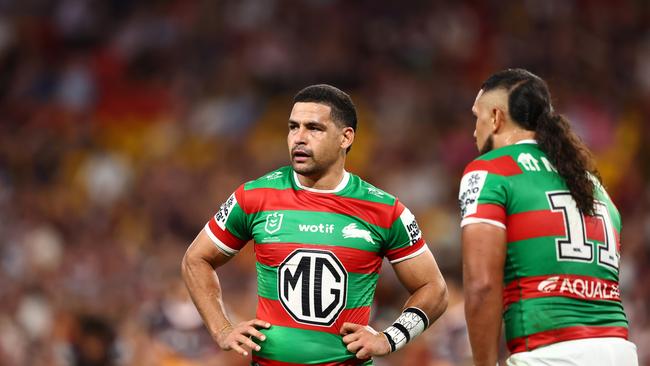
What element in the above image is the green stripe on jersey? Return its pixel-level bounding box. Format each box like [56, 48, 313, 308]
[245, 167, 295, 190]
[335, 174, 396, 206]
[252, 210, 389, 252]
[256, 262, 377, 308]
[504, 237, 619, 284]
[504, 296, 628, 340]
[504, 171, 621, 221]
[224, 203, 250, 241]
[476, 145, 622, 225]
[255, 325, 360, 364]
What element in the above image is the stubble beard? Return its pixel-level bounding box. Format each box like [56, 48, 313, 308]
[479, 134, 494, 155]
[291, 159, 321, 177]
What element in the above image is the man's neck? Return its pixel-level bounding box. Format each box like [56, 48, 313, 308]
[294, 167, 347, 192]
[495, 128, 536, 149]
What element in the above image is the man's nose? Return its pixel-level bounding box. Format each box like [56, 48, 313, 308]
[294, 126, 308, 143]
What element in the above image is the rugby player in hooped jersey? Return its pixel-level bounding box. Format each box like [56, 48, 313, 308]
[459, 69, 639, 366]
[182, 84, 448, 365]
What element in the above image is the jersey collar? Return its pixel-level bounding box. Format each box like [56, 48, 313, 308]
[292, 170, 350, 193]
[515, 139, 537, 144]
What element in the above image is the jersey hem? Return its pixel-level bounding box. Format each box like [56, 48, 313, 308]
[460, 217, 506, 229]
[507, 326, 629, 354]
[204, 223, 238, 256]
[389, 245, 428, 264]
[251, 355, 371, 365]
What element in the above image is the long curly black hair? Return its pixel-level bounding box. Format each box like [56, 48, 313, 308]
[482, 68, 601, 215]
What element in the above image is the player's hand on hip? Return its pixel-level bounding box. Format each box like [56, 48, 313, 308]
[216, 319, 271, 357]
[340, 322, 390, 359]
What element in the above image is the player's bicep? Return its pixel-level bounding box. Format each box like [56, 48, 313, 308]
[461, 223, 507, 286]
[392, 248, 443, 294]
[185, 229, 234, 269]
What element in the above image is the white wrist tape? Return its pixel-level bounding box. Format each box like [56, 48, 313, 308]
[382, 307, 429, 353]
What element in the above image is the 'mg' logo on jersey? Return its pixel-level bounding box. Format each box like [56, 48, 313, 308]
[278, 249, 347, 326]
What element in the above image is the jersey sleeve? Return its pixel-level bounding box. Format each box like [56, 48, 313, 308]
[458, 161, 508, 229]
[383, 200, 429, 264]
[204, 184, 252, 256]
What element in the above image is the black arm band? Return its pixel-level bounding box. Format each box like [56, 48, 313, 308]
[404, 307, 430, 329]
[382, 331, 397, 353]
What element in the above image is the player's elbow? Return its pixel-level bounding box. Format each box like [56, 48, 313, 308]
[440, 281, 449, 310]
[181, 251, 191, 280]
[464, 277, 500, 305]
[435, 279, 449, 316]
[424, 276, 449, 319]
[181, 247, 202, 280]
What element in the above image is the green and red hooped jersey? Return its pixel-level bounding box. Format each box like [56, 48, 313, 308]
[458, 140, 629, 354]
[205, 166, 428, 365]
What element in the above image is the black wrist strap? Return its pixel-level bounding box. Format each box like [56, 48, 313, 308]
[382, 331, 396, 353]
[404, 307, 430, 329]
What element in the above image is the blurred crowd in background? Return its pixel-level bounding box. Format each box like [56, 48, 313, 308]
[0, 0, 649, 365]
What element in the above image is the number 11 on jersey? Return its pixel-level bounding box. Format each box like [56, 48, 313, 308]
[547, 192, 619, 270]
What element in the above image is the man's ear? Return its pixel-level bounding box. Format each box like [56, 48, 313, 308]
[492, 107, 508, 133]
[341, 127, 355, 151]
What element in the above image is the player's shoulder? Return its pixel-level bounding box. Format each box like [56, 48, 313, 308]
[462, 144, 530, 177]
[244, 166, 294, 191]
[344, 173, 397, 206]
[592, 174, 618, 209]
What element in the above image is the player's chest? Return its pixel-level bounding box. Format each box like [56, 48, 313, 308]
[250, 210, 382, 252]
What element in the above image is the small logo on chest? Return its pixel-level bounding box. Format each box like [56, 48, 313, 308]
[264, 212, 284, 234]
[342, 223, 375, 244]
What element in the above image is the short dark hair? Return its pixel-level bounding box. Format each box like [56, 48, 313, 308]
[293, 84, 358, 131]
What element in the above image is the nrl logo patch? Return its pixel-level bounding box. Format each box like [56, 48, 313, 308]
[342, 223, 375, 244]
[367, 187, 384, 197]
[265, 212, 284, 234]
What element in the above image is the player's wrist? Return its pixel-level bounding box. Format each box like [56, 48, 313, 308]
[213, 322, 234, 343]
[382, 307, 429, 353]
[377, 331, 392, 356]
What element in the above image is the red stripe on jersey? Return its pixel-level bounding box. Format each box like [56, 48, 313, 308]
[252, 355, 367, 366]
[503, 274, 621, 310]
[465, 203, 506, 224]
[241, 188, 401, 229]
[507, 326, 628, 353]
[207, 217, 247, 250]
[255, 243, 383, 274]
[463, 156, 523, 176]
[257, 296, 371, 336]
[507, 210, 620, 244]
[385, 237, 426, 262]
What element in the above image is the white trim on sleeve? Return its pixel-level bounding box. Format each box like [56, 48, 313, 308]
[389, 244, 429, 264]
[203, 223, 239, 256]
[460, 217, 506, 229]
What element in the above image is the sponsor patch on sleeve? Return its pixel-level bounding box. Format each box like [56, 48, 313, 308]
[399, 208, 422, 246]
[214, 193, 237, 230]
[458, 170, 488, 218]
